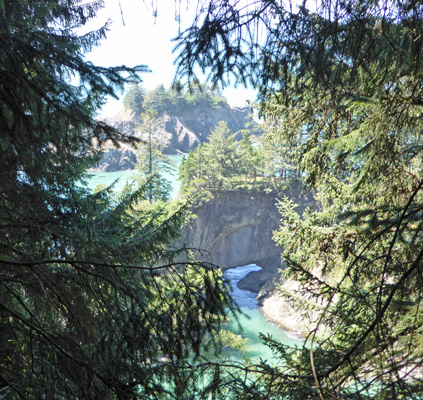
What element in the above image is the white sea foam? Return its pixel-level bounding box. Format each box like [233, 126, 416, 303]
[224, 264, 262, 309]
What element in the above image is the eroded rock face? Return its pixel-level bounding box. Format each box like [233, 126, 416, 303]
[95, 103, 257, 171]
[180, 185, 317, 333]
[182, 191, 283, 285]
[95, 147, 137, 172]
[181, 185, 316, 297]
[162, 103, 254, 154]
[163, 114, 201, 153]
[238, 268, 280, 293]
[258, 278, 324, 335]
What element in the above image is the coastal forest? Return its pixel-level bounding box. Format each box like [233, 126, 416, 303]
[1, 1, 423, 399]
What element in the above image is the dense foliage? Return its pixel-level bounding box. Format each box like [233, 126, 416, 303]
[174, 0, 423, 398]
[0, 1, 237, 398]
[179, 121, 255, 191]
[123, 82, 226, 120]
[7, 0, 423, 397]
[179, 120, 298, 200]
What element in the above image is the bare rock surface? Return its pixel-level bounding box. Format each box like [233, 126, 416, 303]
[182, 184, 316, 293]
[182, 191, 283, 284]
[237, 269, 280, 293]
[181, 185, 317, 332]
[259, 279, 318, 335]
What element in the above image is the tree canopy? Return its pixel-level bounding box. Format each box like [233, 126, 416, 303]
[179, 120, 297, 199]
[174, 0, 423, 398]
[123, 82, 226, 118]
[5, 0, 423, 398]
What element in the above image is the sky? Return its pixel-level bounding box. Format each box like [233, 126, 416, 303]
[85, 0, 257, 117]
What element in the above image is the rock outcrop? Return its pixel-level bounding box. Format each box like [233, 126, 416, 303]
[95, 103, 256, 171]
[182, 191, 283, 282]
[258, 278, 321, 335]
[161, 103, 254, 154]
[94, 146, 137, 172]
[181, 185, 317, 333]
[182, 185, 315, 292]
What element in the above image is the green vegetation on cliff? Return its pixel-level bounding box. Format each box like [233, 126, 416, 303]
[123, 82, 226, 120]
[133, 109, 175, 203]
[179, 120, 299, 202]
[4, 0, 423, 398]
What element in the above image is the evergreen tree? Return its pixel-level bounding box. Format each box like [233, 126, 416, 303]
[123, 83, 146, 121]
[258, 121, 300, 182]
[179, 149, 207, 191]
[124, 82, 227, 116]
[179, 121, 243, 191]
[237, 132, 261, 182]
[142, 84, 177, 113]
[203, 121, 238, 188]
[175, 0, 423, 397]
[183, 81, 226, 108]
[134, 110, 174, 202]
[0, 1, 235, 398]
[179, 121, 283, 195]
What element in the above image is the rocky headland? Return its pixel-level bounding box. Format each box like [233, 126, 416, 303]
[95, 96, 317, 334]
[95, 102, 257, 172]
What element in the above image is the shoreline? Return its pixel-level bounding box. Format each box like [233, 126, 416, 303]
[238, 270, 309, 337]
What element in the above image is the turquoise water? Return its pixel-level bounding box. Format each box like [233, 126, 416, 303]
[225, 265, 302, 362]
[85, 154, 182, 198]
[84, 169, 137, 192]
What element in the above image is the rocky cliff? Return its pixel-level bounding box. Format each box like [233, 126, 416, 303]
[95, 102, 256, 172]
[162, 103, 253, 154]
[182, 185, 316, 293]
[180, 185, 318, 334]
[258, 277, 322, 335]
[183, 191, 282, 280]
